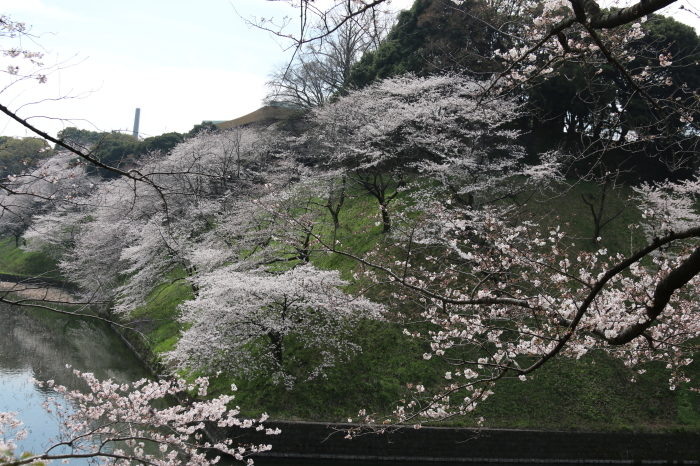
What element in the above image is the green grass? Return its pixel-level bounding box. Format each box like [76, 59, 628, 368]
[521, 180, 646, 256]
[475, 355, 686, 431]
[227, 180, 700, 430]
[222, 180, 698, 430]
[0, 236, 62, 280]
[220, 325, 700, 432]
[118, 274, 193, 363]
[229, 319, 440, 420]
[312, 195, 388, 277]
[15, 175, 695, 432]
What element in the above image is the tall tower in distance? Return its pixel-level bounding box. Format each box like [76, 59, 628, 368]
[132, 108, 141, 139]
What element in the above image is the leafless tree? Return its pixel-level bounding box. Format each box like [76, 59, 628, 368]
[265, 5, 394, 108]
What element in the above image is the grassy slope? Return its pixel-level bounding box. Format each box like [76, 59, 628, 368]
[0, 236, 62, 280]
[132, 180, 700, 431]
[5, 179, 699, 431]
[122, 275, 193, 359]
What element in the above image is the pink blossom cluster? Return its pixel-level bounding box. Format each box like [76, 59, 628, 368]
[1, 370, 278, 466]
[351, 198, 700, 424]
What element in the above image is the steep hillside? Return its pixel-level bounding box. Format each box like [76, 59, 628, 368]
[86, 180, 700, 432]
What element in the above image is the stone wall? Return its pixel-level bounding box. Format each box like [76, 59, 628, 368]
[216, 421, 700, 464]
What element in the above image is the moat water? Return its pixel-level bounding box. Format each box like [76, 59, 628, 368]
[0, 303, 150, 462]
[0, 303, 618, 466]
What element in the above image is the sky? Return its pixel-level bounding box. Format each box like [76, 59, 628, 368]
[1, 0, 316, 138]
[1, 0, 698, 140]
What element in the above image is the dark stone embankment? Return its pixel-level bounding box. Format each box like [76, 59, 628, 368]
[213, 421, 700, 464]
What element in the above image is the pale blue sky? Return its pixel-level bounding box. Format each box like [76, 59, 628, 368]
[0, 0, 332, 138]
[0, 0, 696, 139]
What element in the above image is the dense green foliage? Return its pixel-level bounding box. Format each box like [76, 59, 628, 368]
[88, 132, 186, 178]
[346, 0, 700, 183]
[88, 132, 140, 178]
[0, 136, 52, 178]
[186, 121, 219, 138]
[57, 124, 216, 178]
[56, 127, 107, 150]
[138, 132, 185, 156]
[346, 0, 506, 89]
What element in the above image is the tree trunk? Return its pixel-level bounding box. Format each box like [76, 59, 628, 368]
[268, 331, 284, 366]
[381, 204, 391, 233]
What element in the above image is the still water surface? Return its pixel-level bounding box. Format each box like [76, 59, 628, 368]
[0, 304, 468, 466]
[0, 303, 583, 466]
[0, 303, 150, 461]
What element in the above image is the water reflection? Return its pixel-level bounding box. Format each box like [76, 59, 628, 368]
[0, 304, 588, 466]
[0, 303, 151, 461]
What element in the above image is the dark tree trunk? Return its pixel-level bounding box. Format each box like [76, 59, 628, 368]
[268, 331, 284, 366]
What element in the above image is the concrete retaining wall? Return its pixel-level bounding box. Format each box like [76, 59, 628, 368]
[214, 421, 700, 464]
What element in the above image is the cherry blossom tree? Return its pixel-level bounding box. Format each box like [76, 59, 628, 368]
[21, 175, 149, 309]
[59, 215, 131, 305]
[0, 15, 47, 85]
[169, 264, 384, 387]
[0, 144, 292, 461]
[144, 128, 271, 200]
[310, 73, 557, 232]
[309, 75, 410, 232]
[490, 2, 700, 178]
[107, 129, 313, 315]
[0, 192, 39, 247]
[633, 177, 700, 241]
[18, 123, 310, 318]
[182, 181, 322, 281]
[248, 5, 700, 424]
[0, 370, 279, 466]
[256, 0, 698, 170]
[1, 151, 96, 249]
[285, 194, 694, 426]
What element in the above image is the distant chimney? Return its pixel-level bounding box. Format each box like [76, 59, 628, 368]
[132, 108, 141, 139]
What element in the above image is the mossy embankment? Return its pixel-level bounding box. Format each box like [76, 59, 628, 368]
[3, 179, 700, 432]
[0, 236, 63, 282]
